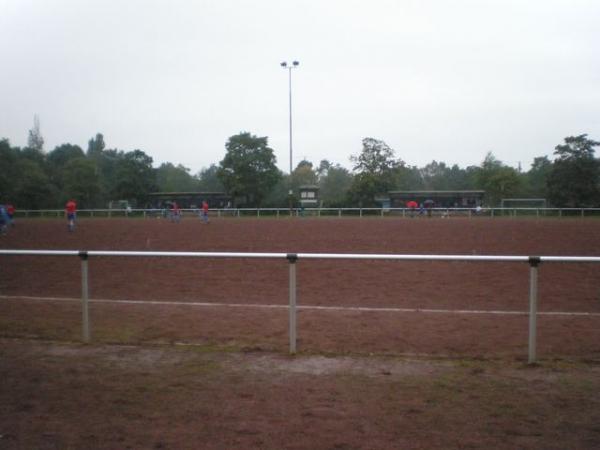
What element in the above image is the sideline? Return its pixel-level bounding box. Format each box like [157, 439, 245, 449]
[2, 295, 600, 317]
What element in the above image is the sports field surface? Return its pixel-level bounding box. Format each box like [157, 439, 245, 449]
[1, 217, 600, 448]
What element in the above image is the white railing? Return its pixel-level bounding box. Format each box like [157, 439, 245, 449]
[13, 206, 600, 219]
[2, 249, 600, 363]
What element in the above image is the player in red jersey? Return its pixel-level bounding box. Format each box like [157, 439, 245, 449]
[65, 199, 77, 231]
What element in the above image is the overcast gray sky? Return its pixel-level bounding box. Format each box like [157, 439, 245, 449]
[1, 0, 599, 173]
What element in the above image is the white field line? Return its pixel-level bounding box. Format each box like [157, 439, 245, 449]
[1, 294, 600, 317]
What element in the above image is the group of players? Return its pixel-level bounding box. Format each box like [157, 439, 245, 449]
[63, 199, 210, 232]
[0, 199, 213, 235]
[168, 200, 210, 224]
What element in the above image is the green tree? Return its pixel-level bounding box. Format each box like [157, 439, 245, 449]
[420, 161, 450, 190]
[318, 163, 353, 207]
[217, 132, 281, 206]
[394, 165, 425, 191]
[113, 150, 157, 205]
[475, 153, 522, 206]
[27, 115, 44, 152]
[87, 133, 106, 157]
[196, 164, 225, 192]
[417, 161, 473, 191]
[547, 135, 600, 207]
[524, 156, 552, 198]
[262, 173, 290, 207]
[156, 163, 199, 192]
[47, 144, 85, 192]
[348, 138, 403, 206]
[62, 157, 101, 208]
[0, 139, 19, 202]
[13, 159, 55, 208]
[47, 144, 85, 167]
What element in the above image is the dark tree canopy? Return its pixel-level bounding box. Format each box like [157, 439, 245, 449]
[217, 132, 281, 207]
[348, 138, 403, 206]
[1, 130, 599, 209]
[547, 135, 600, 207]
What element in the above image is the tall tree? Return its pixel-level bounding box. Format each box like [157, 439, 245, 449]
[547, 134, 600, 207]
[348, 138, 403, 206]
[47, 144, 85, 192]
[475, 152, 522, 206]
[62, 157, 101, 208]
[420, 160, 450, 190]
[113, 150, 157, 205]
[196, 164, 225, 192]
[13, 159, 54, 208]
[319, 163, 353, 207]
[27, 114, 44, 152]
[87, 133, 106, 157]
[156, 163, 199, 192]
[524, 156, 552, 198]
[0, 139, 18, 202]
[217, 132, 281, 206]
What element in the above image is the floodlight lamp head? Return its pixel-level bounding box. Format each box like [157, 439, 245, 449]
[280, 62, 287, 67]
[293, 61, 299, 66]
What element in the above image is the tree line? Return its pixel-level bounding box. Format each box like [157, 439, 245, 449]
[1, 123, 599, 209]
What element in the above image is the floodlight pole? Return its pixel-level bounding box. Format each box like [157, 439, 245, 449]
[281, 60, 299, 215]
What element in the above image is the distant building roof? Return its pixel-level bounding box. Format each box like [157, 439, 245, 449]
[389, 190, 484, 194]
[149, 192, 227, 196]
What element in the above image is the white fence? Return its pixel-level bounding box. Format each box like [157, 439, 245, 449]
[2, 249, 600, 363]
[13, 206, 600, 219]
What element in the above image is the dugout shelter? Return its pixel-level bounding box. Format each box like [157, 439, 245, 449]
[148, 192, 231, 209]
[389, 190, 485, 208]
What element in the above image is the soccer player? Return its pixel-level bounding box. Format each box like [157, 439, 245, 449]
[0, 204, 9, 235]
[201, 200, 209, 224]
[170, 201, 181, 223]
[65, 199, 77, 232]
[6, 204, 15, 226]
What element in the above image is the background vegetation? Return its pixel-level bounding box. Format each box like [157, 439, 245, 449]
[1, 121, 598, 209]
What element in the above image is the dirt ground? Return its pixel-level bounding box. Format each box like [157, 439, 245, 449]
[1, 217, 600, 448]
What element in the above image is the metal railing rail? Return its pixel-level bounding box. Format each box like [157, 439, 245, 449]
[2, 249, 600, 362]
[12, 206, 600, 219]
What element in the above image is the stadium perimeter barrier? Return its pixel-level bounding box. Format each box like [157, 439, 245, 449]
[12, 207, 600, 219]
[2, 249, 599, 363]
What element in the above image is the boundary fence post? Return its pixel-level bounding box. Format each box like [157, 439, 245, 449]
[528, 256, 540, 364]
[287, 253, 298, 354]
[79, 251, 90, 343]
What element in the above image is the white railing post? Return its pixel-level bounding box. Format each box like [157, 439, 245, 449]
[80, 251, 90, 343]
[528, 256, 540, 364]
[287, 253, 298, 354]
